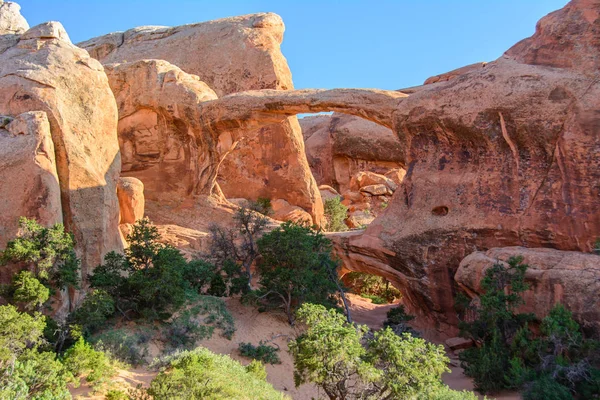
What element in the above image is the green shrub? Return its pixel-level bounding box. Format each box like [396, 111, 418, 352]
[62, 337, 115, 385]
[106, 389, 130, 400]
[146, 348, 289, 399]
[70, 289, 115, 335]
[257, 222, 342, 324]
[290, 303, 451, 400]
[246, 359, 268, 381]
[0, 217, 80, 289]
[11, 270, 49, 311]
[344, 271, 400, 303]
[418, 385, 484, 399]
[92, 328, 151, 366]
[323, 197, 348, 232]
[166, 309, 213, 350]
[523, 375, 572, 400]
[191, 296, 236, 339]
[251, 197, 273, 216]
[239, 341, 281, 365]
[385, 305, 415, 326]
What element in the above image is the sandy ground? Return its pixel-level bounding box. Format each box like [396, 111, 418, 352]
[71, 294, 520, 400]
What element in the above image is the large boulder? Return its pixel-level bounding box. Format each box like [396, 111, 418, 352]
[0, 19, 122, 275]
[104, 60, 219, 201]
[456, 247, 600, 335]
[117, 177, 145, 225]
[0, 112, 62, 249]
[0, 1, 28, 35]
[332, 0, 600, 332]
[79, 13, 324, 225]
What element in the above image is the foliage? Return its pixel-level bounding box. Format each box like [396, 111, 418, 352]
[208, 206, 267, 293]
[0, 217, 80, 289]
[0, 305, 75, 399]
[251, 197, 273, 216]
[385, 305, 415, 326]
[323, 197, 348, 232]
[256, 222, 342, 324]
[11, 270, 50, 311]
[146, 348, 288, 399]
[344, 271, 401, 303]
[70, 289, 115, 335]
[165, 308, 214, 351]
[417, 385, 484, 400]
[289, 303, 451, 400]
[189, 295, 236, 339]
[239, 341, 281, 365]
[458, 257, 600, 398]
[92, 328, 151, 366]
[246, 360, 268, 381]
[62, 337, 116, 385]
[105, 389, 130, 400]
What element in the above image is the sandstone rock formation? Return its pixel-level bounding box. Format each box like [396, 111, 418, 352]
[332, 0, 600, 332]
[0, 112, 62, 249]
[0, 1, 28, 35]
[456, 247, 600, 335]
[0, 18, 122, 275]
[104, 60, 219, 201]
[79, 14, 324, 224]
[117, 177, 145, 225]
[300, 113, 405, 192]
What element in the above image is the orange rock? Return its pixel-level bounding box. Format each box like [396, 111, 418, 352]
[79, 13, 323, 225]
[0, 20, 122, 275]
[0, 112, 62, 249]
[117, 177, 144, 225]
[456, 247, 600, 334]
[271, 198, 313, 225]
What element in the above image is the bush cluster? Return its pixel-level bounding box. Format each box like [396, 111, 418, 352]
[239, 341, 281, 365]
[323, 197, 348, 232]
[344, 271, 401, 303]
[458, 256, 600, 398]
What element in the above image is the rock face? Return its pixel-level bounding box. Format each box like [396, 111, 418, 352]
[104, 60, 219, 201]
[0, 19, 122, 275]
[333, 0, 600, 332]
[456, 247, 600, 335]
[0, 112, 62, 249]
[0, 1, 28, 35]
[117, 177, 145, 225]
[300, 113, 405, 193]
[79, 13, 323, 224]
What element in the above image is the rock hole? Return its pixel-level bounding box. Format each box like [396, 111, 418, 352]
[431, 205, 449, 216]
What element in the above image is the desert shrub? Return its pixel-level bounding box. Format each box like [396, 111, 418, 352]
[165, 309, 213, 350]
[344, 271, 401, 303]
[62, 337, 116, 385]
[418, 385, 484, 399]
[289, 303, 452, 400]
[251, 197, 273, 216]
[191, 295, 236, 339]
[323, 197, 348, 232]
[246, 359, 268, 381]
[106, 389, 130, 400]
[146, 348, 288, 399]
[11, 270, 50, 311]
[238, 341, 281, 365]
[92, 328, 151, 366]
[0, 217, 80, 290]
[458, 256, 600, 397]
[70, 289, 115, 335]
[0, 305, 75, 399]
[256, 222, 342, 324]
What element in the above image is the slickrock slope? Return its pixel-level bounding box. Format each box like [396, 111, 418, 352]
[333, 0, 600, 332]
[79, 14, 324, 224]
[104, 60, 219, 201]
[457, 247, 600, 335]
[0, 112, 62, 250]
[0, 19, 122, 275]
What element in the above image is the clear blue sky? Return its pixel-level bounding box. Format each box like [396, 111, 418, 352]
[16, 1, 567, 90]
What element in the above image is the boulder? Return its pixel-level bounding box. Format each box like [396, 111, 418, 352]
[456, 247, 600, 335]
[271, 198, 313, 225]
[319, 185, 340, 202]
[445, 337, 473, 351]
[0, 19, 122, 275]
[104, 60, 219, 201]
[117, 177, 145, 225]
[360, 184, 392, 196]
[79, 13, 323, 225]
[0, 1, 28, 35]
[350, 171, 397, 192]
[0, 112, 62, 249]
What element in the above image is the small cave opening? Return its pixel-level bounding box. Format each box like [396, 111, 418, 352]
[431, 205, 449, 216]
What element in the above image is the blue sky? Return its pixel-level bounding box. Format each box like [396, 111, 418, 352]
[17, 1, 567, 90]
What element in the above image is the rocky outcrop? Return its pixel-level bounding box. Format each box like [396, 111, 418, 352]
[0, 1, 28, 35]
[117, 177, 145, 225]
[300, 113, 405, 193]
[332, 0, 600, 332]
[0, 112, 62, 249]
[456, 247, 600, 335]
[79, 13, 324, 225]
[0, 19, 122, 275]
[104, 60, 219, 201]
